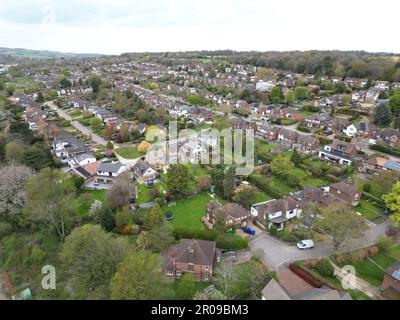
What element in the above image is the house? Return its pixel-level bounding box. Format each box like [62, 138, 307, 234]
[67, 161, 100, 181]
[343, 124, 357, 138]
[375, 81, 390, 91]
[69, 152, 96, 167]
[251, 197, 301, 230]
[292, 186, 345, 208]
[261, 271, 352, 300]
[277, 128, 298, 147]
[293, 135, 320, 154]
[318, 139, 357, 165]
[95, 162, 129, 185]
[356, 121, 378, 138]
[132, 159, 158, 185]
[204, 201, 250, 229]
[381, 264, 400, 298]
[374, 129, 400, 148]
[328, 181, 361, 206]
[162, 239, 216, 281]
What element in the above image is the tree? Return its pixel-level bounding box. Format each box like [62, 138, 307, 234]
[106, 173, 134, 209]
[176, 273, 195, 300]
[19, 143, 55, 170]
[138, 141, 151, 153]
[211, 166, 225, 196]
[214, 258, 236, 298]
[271, 155, 294, 176]
[197, 176, 211, 191]
[60, 224, 130, 298]
[223, 167, 235, 200]
[316, 204, 365, 250]
[294, 86, 309, 100]
[374, 104, 392, 127]
[143, 203, 163, 230]
[115, 206, 131, 229]
[370, 170, 400, 198]
[146, 222, 174, 252]
[71, 175, 85, 190]
[383, 181, 400, 228]
[290, 149, 303, 166]
[90, 76, 102, 93]
[36, 92, 45, 103]
[187, 94, 204, 105]
[212, 116, 230, 131]
[232, 187, 257, 210]
[91, 117, 102, 133]
[6, 85, 15, 96]
[269, 87, 284, 104]
[91, 204, 115, 232]
[165, 164, 193, 197]
[135, 109, 147, 122]
[285, 89, 295, 104]
[5, 141, 25, 161]
[109, 251, 164, 300]
[389, 90, 400, 115]
[0, 162, 33, 221]
[59, 77, 72, 88]
[24, 168, 76, 239]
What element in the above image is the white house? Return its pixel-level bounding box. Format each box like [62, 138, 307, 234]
[96, 162, 129, 185]
[343, 124, 357, 138]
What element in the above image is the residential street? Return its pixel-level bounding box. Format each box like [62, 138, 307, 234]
[46, 101, 108, 146]
[249, 220, 391, 271]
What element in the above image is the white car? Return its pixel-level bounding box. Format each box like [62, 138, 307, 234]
[297, 239, 314, 250]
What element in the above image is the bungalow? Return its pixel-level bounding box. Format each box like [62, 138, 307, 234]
[204, 201, 250, 230]
[251, 197, 301, 230]
[132, 159, 158, 185]
[318, 139, 357, 165]
[162, 239, 216, 281]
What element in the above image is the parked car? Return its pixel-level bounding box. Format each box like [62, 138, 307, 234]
[242, 226, 256, 235]
[297, 239, 314, 250]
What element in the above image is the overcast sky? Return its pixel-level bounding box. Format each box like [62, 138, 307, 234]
[0, 0, 399, 54]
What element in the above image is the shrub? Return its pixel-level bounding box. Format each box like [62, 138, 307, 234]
[172, 227, 217, 241]
[216, 234, 248, 250]
[0, 222, 13, 238]
[314, 258, 334, 278]
[377, 237, 394, 252]
[363, 183, 371, 192]
[121, 224, 133, 235]
[30, 247, 46, 264]
[370, 144, 400, 157]
[297, 125, 312, 133]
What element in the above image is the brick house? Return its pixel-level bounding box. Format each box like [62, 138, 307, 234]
[162, 239, 216, 281]
[328, 181, 361, 206]
[382, 264, 400, 296]
[318, 139, 357, 165]
[292, 135, 320, 154]
[204, 201, 250, 229]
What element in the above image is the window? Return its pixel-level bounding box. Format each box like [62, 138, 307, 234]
[176, 271, 182, 276]
[204, 265, 209, 271]
[166, 269, 174, 276]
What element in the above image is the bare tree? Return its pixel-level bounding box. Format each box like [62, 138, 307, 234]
[0, 162, 33, 220]
[106, 173, 134, 209]
[214, 258, 235, 299]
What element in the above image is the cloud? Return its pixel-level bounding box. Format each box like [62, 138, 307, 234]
[0, 0, 399, 54]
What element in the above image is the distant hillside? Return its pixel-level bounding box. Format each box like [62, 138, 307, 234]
[0, 47, 103, 59]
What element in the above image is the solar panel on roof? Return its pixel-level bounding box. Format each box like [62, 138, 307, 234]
[392, 269, 400, 281]
[384, 161, 400, 171]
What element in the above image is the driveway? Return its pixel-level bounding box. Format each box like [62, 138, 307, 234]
[46, 102, 107, 146]
[249, 220, 391, 271]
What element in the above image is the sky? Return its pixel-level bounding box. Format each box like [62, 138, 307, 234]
[0, 0, 399, 55]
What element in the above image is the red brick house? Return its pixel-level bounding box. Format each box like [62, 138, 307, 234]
[328, 181, 361, 206]
[162, 239, 216, 281]
[204, 201, 250, 229]
[382, 264, 400, 295]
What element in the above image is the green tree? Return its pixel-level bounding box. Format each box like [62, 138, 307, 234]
[176, 273, 195, 299]
[90, 76, 102, 93]
[6, 85, 15, 96]
[374, 104, 392, 127]
[143, 203, 163, 230]
[389, 90, 400, 116]
[91, 117, 103, 133]
[24, 168, 76, 239]
[290, 149, 303, 166]
[109, 251, 164, 300]
[59, 77, 72, 88]
[92, 204, 115, 232]
[294, 86, 309, 100]
[316, 204, 365, 250]
[269, 87, 284, 104]
[166, 164, 193, 197]
[60, 224, 130, 298]
[223, 167, 235, 200]
[232, 187, 257, 210]
[383, 181, 400, 228]
[285, 90, 295, 104]
[271, 155, 294, 176]
[187, 94, 204, 105]
[36, 92, 45, 103]
[115, 206, 131, 229]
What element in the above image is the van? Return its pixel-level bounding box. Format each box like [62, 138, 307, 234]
[297, 239, 314, 250]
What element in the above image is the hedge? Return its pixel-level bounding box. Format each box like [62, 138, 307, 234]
[361, 191, 386, 208]
[297, 125, 312, 133]
[216, 234, 248, 250]
[172, 227, 217, 241]
[248, 175, 284, 199]
[369, 144, 400, 157]
[289, 263, 323, 288]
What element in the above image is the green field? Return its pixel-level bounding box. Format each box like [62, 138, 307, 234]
[73, 189, 107, 217]
[115, 146, 144, 159]
[355, 200, 383, 220]
[162, 192, 213, 231]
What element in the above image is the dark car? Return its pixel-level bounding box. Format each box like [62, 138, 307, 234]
[242, 226, 256, 235]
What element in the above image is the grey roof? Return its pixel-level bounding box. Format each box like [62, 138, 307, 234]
[98, 162, 124, 173]
[383, 160, 400, 172]
[294, 286, 352, 300]
[73, 153, 95, 163]
[261, 279, 291, 300]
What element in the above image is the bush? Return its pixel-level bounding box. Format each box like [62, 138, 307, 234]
[297, 125, 312, 133]
[30, 247, 46, 264]
[216, 234, 248, 250]
[377, 237, 395, 252]
[172, 227, 217, 241]
[361, 191, 385, 208]
[314, 258, 334, 278]
[363, 183, 371, 192]
[0, 222, 13, 238]
[370, 144, 400, 157]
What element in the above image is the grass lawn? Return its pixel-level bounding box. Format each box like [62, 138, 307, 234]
[252, 192, 271, 204]
[68, 110, 83, 118]
[162, 192, 213, 231]
[74, 189, 107, 217]
[135, 183, 153, 204]
[268, 176, 296, 195]
[257, 143, 275, 153]
[388, 246, 400, 260]
[193, 123, 211, 132]
[115, 146, 144, 159]
[164, 279, 210, 299]
[355, 200, 383, 220]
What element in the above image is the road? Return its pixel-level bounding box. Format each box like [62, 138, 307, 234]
[46, 102, 107, 146]
[249, 220, 391, 271]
